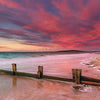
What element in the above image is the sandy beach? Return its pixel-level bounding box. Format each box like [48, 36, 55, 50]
[0, 0, 100, 99]
[0, 53, 100, 100]
[0, 52, 100, 79]
[0, 75, 100, 100]
[87, 57, 100, 67]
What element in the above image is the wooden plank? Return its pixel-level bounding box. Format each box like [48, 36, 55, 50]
[82, 76, 100, 83]
[0, 69, 73, 82]
[0, 69, 100, 86]
[43, 75, 73, 82]
[0, 69, 37, 78]
[81, 81, 100, 86]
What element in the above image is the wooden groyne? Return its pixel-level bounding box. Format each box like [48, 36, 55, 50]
[0, 64, 100, 86]
[72, 69, 100, 86]
[0, 69, 73, 82]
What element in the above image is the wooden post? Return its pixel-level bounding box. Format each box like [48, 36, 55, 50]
[72, 69, 82, 84]
[12, 64, 17, 75]
[37, 71, 41, 79]
[37, 66, 43, 78]
[75, 69, 82, 84]
[72, 69, 76, 81]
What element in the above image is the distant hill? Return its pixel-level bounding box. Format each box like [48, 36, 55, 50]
[56, 50, 85, 53]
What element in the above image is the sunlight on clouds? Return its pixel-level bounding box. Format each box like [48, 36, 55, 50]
[0, 0, 100, 51]
[0, 38, 51, 51]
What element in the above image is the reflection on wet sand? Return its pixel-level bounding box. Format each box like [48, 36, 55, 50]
[37, 80, 43, 89]
[12, 76, 17, 87]
[0, 75, 100, 100]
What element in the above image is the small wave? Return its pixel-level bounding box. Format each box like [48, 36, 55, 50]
[73, 85, 94, 92]
[79, 86, 93, 92]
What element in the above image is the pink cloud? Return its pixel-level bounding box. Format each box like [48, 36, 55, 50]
[0, 0, 24, 10]
[0, 0, 100, 51]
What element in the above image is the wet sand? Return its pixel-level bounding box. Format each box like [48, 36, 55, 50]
[0, 75, 100, 100]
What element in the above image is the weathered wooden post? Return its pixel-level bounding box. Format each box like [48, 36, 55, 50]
[75, 69, 82, 84]
[37, 66, 43, 79]
[72, 69, 76, 81]
[12, 64, 17, 75]
[72, 69, 82, 84]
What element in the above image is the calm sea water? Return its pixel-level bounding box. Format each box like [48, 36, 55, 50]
[0, 52, 46, 59]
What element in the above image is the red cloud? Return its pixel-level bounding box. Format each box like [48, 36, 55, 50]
[78, 0, 100, 21]
[0, 0, 100, 51]
[0, 0, 24, 10]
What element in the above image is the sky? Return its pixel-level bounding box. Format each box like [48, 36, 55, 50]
[0, 0, 100, 51]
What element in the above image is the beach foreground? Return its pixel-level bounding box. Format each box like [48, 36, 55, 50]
[0, 52, 100, 100]
[0, 75, 100, 100]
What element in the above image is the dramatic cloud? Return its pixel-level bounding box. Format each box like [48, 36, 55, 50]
[0, 0, 100, 51]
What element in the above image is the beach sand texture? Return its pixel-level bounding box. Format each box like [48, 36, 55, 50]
[0, 75, 100, 100]
[87, 57, 100, 66]
[0, 53, 100, 100]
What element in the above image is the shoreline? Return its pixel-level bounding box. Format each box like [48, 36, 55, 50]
[0, 53, 100, 100]
[0, 53, 100, 79]
[85, 57, 100, 73]
[86, 57, 100, 67]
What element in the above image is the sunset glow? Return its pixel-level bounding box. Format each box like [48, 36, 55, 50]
[0, 0, 100, 51]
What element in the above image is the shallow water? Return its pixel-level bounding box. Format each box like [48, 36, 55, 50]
[0, 53, 100, 79]
[0, 75, 100, 100]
